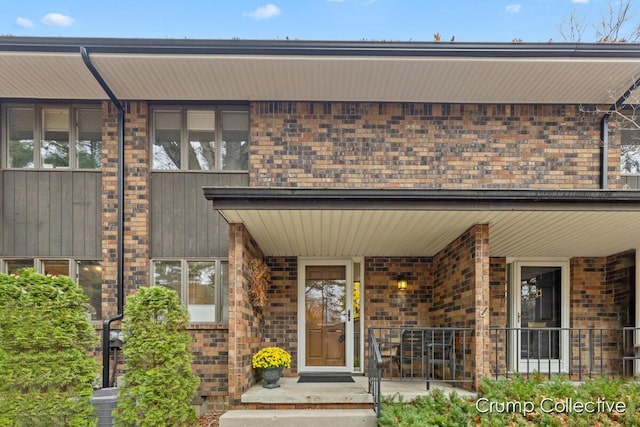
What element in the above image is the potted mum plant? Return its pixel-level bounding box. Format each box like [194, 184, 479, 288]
[252, 347, 291, 389]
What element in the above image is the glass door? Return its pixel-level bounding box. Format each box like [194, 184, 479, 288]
[299, 260, 353, 372]
[509, 261, 569, 373]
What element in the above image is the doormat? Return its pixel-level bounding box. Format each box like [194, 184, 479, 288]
[297, 375, 355, 383]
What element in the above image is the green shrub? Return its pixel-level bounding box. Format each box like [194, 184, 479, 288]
[379, 376, 640, 426]
[0, 269, 99, 427]
[114, 286, 200, 427]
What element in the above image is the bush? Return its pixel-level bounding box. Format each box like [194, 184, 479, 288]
[114, 286, 200, 427]
[0, 269, 99, 427]
[378, 376, 640, 426]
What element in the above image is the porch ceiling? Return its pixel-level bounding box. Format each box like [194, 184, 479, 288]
[205, 188, 640, 258]
[2, 38, 640, 104]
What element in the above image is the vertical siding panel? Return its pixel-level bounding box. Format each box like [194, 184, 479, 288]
[160, 175, 174, 257]
[3, 172, 16, 255]
[25, 172, 39, 256]
[172, 173, 186, 256]
[36, 173, 50, 255]
[48, 173, 63, 256]
[86, 173, 101, 257]
[60, 174, 74, 255]
[184, 174, 198, 256]
[150, 174, 163, 257]
[150, 172, 246, 258]
[72, 174, 86, 256]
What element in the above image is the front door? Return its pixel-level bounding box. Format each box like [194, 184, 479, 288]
[509, 261, 569, 373]
[299, 260, 353, 372]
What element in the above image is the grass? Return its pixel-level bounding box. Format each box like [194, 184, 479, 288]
[378, 375, 640, 426]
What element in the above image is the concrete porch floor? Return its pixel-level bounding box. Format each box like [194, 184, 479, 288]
[241, 375, 477, 404]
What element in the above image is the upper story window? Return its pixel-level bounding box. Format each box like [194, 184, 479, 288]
[3, 104, 102, 170]
[152, 107, 249, 171]
[621, 125, 640, 174]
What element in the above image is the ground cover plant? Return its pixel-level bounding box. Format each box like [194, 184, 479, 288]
[114, 286, 200, 427]
[0, 269, 99, 427]
[378, 375, 640, 426]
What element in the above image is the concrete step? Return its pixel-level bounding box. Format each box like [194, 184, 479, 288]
[219, 409, 377, 427]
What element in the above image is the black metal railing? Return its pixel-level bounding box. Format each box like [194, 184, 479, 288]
[368, 327, 474, 390]
[490, 327, 640, 380]
[367, 328, 383, 418]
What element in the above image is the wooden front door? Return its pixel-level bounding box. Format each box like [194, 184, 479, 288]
[304, 265, 348, 367]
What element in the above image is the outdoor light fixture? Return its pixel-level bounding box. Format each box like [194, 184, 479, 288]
[397, 277, 408, 290]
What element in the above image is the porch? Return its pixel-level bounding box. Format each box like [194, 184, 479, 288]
[240, 375, 475, 406]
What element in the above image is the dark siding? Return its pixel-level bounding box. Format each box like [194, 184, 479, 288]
[150, 172, 248, 258]
[622, 175, 640, 189]
[1, 171, 101, 258]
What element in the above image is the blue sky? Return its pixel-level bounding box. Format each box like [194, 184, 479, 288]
[0, 0, 633, 42]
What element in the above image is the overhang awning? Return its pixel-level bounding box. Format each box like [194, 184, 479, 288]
[2, 37, 640, 103]
[203, 187, 640, 258]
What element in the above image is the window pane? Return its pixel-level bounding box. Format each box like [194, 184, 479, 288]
[76, 109, 102, 169]
[42, 259, 70, 277]
[221, 261, 229, 322]
[7, 108, 35, 168]
[621, 127, 640, 174]
[41, 109, 70, 168]
[188, 261, 216, 322]
[221, 111, 249, 171]
[6, 259, 33, 274]
[77, 261, 102, 321]
[153, 111, 181, 170]
[153, 260, 182, 297]
[187, 110, 216, 170]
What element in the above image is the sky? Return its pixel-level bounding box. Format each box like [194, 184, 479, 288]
[0, 0, 635, 43]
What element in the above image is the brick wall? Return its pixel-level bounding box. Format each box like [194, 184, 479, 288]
[431, 224, 490, 389]
[364, 257, 432, 328]
[263, 257, 299, 374]
[228, 224, 265, 405]
[489, 257, 507, 377]
[250, 102, 615, 189]
[190, 326, 228, 408]
[101, 101, 150, 319]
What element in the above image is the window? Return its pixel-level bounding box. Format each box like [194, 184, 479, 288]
[1, 258, 103, 321]
[152, 259, 228, 323]
[3, 104, 102, 169]
[621, 121, 640, 174]
[152, 107, 248, 171]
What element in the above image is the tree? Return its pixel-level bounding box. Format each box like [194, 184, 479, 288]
[558, 0, 640, 42]
[0, 269, 99, 427]
[114, 286, 199, 427]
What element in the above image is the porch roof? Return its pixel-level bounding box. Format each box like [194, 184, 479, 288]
[2, 37, 640, 103]
[203, 187, 640, 258]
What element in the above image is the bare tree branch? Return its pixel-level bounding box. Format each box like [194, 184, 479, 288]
[595, 0, 636, 42]
[557, 7, 587, 42]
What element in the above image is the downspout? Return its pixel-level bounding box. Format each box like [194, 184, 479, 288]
[601, 75, 640, 189]
[601, 114, 609, 190]
[80, 46, 126, 388]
